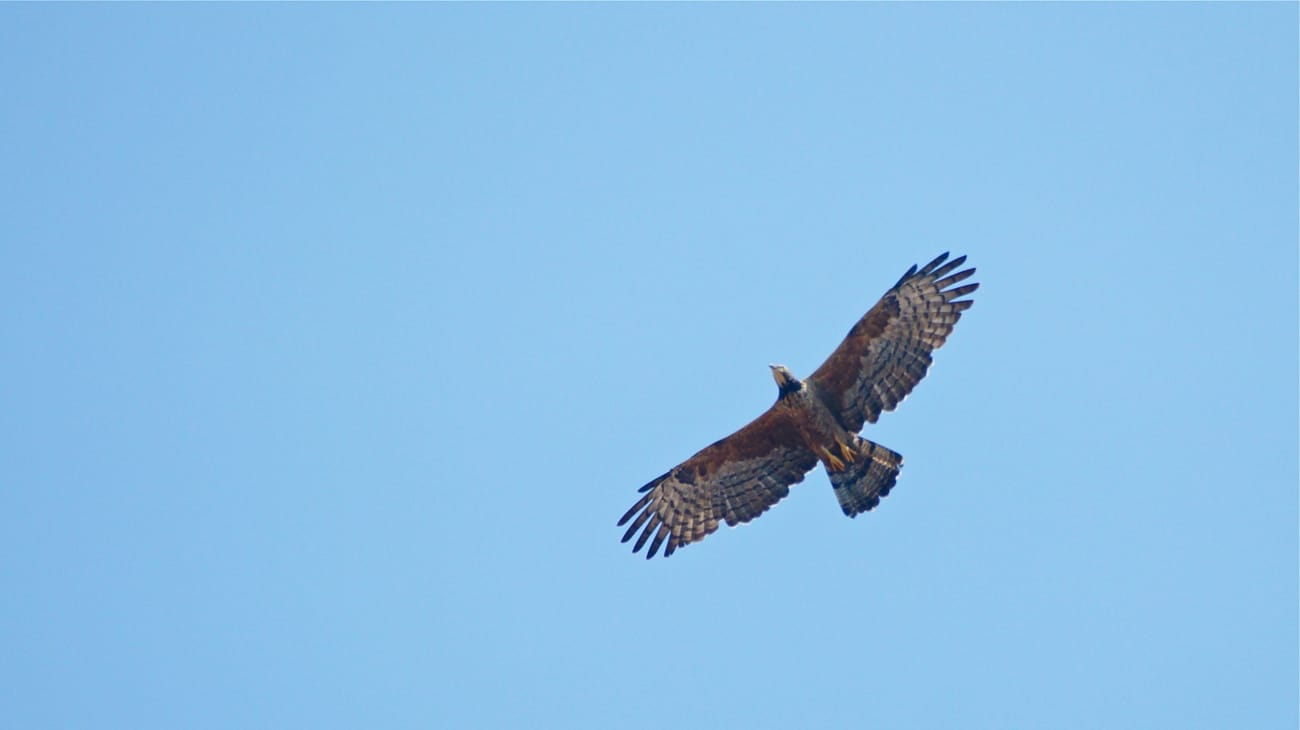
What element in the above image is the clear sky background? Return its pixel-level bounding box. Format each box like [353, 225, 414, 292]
[2, 4, 1295, 729]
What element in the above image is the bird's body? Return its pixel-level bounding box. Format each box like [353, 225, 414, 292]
[765, 368, 907, 518]
[618, 252, 978, 559]
[772, 375, 850, 467]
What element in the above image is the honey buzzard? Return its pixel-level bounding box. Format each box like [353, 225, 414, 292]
[617, 252, 978, 559]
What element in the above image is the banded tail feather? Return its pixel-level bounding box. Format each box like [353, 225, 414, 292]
[828, 438, 903, 517]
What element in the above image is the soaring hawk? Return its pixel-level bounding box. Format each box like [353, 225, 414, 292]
[618, 252, 978, 559]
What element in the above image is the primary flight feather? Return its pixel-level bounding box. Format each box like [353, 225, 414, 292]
[617, 252, 978, 559]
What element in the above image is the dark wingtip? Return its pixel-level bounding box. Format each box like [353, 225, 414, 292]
[620, 520, 640, 544]
[893, 264, 920, 289]
[919, 251, 950, 275]
[617, 492, 652, 527]
[638, 471, 670, 493]
[947, 283, 979, 299]
[929, 255, 968, 280]
[620, 498, 653, 542]
[632, 516, 660, 553]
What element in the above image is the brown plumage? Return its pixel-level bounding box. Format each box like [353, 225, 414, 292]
[617, 252, 978, 559]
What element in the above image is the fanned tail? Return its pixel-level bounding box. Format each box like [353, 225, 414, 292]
[827, 438, 903, 517]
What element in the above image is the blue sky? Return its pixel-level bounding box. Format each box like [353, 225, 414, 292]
[2, 4, 1295, 728]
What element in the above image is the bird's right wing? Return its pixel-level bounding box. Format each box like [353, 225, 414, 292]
[617, 407, 817, 559]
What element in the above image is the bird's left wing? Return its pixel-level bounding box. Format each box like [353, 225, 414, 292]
[617, 407, 818, 559]
[810, 252, 978, 433]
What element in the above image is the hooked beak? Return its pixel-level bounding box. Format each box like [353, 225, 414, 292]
[769, 364, 791, 387]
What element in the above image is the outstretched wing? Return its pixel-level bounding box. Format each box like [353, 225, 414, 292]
[810, 252, 978, 432]
[617, 407, 817, 559]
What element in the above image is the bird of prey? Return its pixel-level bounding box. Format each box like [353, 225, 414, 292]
[617, 252, 978, 559]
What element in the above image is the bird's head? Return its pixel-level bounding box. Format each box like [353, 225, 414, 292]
[769, 364, 804, 397]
